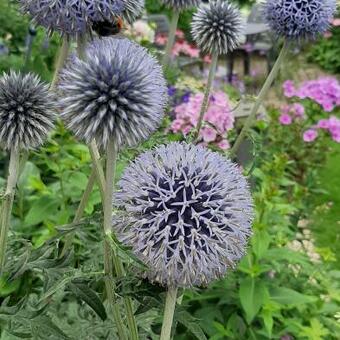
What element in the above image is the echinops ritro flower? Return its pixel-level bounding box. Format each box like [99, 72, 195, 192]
[122, 0, 145, 24]
[115, 143, 253, 288]
[191, 0, 243, 55]
[161, 0, 201, 11]
[263, 0, 337, 40]
[0, 71, 56, 150]
[58, 37, 167, 149]
[20, 0, 125, 36]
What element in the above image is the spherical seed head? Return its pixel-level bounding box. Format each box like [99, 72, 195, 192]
[122, 0, 145, 24]
[115, 142, 254, 288]
[161, 0, 201, 11]
[191, 0, 243, 55]
[20, 0, 125, 36]
[58, 37, 167, 149]
[0, 71, 56, 150]
[263, 0, 337, 40]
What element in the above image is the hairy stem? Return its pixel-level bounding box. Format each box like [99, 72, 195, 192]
[230, 40, 290, 156]
[104, 140, 139, 340]
[0, 148, 21, 276]
[194, 52, 219, 142]
[50, 36, 70, 90]
[103, 140, 127, 340]
[160, 287, 178, 340]
[162, 11, 180, 68]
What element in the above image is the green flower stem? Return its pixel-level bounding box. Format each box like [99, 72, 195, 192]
[104, 140, 139, 340]
[230, 40, 290, 157]
[160, 287, 178, 340]
[162, 11, 180, 68]
[0, 148, 21, 276]
[50, 36, 70, 90]
[194, 52, 219, 142]
[103, 140, 128, 340]
[88, 141, 105, 201]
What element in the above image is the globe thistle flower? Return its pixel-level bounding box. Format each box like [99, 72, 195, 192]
[263, 0, 337, 40]
[115, 142, 253, 288]
[20, 0, 125, 36]
[191, 0, 243, 55]
[0, 71, 56, 150]
[58, 37, 167, 149]
[161, 0, 201, 11]
[122, 0, 145, 24]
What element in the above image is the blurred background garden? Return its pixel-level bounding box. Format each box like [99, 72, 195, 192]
[0, 0, 340, 339]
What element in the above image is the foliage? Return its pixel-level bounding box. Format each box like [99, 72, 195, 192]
[308, 17, 340, 74]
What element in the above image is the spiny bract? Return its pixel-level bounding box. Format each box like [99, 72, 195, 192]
[161, 0, 201, 11]
[20, 0, 125, 36]
[122, 0, 145, 24]
[115, 142, 254, 288]
[263, 0, 337, 40]
[0, 71, 56, 150]
[191, 0, 243, 55]
[58, 37, 167, 149]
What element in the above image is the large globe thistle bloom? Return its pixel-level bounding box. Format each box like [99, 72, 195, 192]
[161, 0, 200, 11]
[20, 0, 125, 36]
[263, 0, 337, 40]
[0, 72, 56, 150]
[191, 0, 243, 55]
[122, 0, 145, 24]
[115, 143, 253, 287]
[58, 37, 167, 149]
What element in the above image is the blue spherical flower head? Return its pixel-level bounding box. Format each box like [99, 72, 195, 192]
[263, 0, 337, 40]
[161, 0, 201, 12]
[20, 0, 125, 36]
[115, 142, 254, 288]
[58, 37, 167, 149]
[122, 0, 145, 24]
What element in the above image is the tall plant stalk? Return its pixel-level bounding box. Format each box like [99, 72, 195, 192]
[104, 140, 139, 340]
[50, 36, 70, 90]
[0, 148, 21, 276]
[162, 11, 180, 68]
[230, 40, 290, 156]
[194, 52, 219, 141]
[160, 287, 178, 340]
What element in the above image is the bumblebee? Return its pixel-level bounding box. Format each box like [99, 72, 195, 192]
[92, 16, 124, 37]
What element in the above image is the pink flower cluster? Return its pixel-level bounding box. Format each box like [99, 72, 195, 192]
[283, 77, 340, 112]
[302, 116, 340, 143]
[155, 29, 202, 59]
[279, 103, 305, 125]
[171, 91, 234, 150]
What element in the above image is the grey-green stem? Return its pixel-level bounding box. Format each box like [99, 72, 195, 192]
[162, 11, 180, 68]
[103, 140, 128, 340]
[160, 287, 178, 340]
[230, 40, 290, 157]
[194, 52, 219, 142]
[0, 148, 21, 276]
[50, 36, 70, 90]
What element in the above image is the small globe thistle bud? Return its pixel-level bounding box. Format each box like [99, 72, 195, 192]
[191, 0, 243, 55]
[20, 0, 125, 36]
[122, 0, 145, 24]
[58, 37, 167, 149]
[161, 0, 201, 11]
[263, 0, 337, 40]
[0, 72, 56, 150]
[115, 143, 253, 288]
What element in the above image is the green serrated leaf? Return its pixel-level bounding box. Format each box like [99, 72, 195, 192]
[176, 310, 207, 340]
[31, 316, 70, 339]
[269, 287, 317, 305]
[69, 282, 107, 321]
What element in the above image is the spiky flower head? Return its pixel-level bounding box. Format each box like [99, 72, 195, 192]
[58, 37, 167, 149]
[115, 142, 253, 288]
[20, 0, 125, 36]
[263, 0, 337, 40]
[161, 0, 201, 11]
[191, 0, 243, 55]
[0, 71, 56, 150]
[122, 0, 145, 24]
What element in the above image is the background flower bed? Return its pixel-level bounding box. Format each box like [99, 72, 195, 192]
[0, 0, 339, 339]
